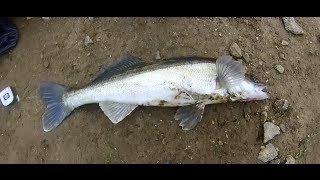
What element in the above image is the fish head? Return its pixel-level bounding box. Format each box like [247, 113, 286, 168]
[236, 79, 269, 102]
[227, 78, 269, 102]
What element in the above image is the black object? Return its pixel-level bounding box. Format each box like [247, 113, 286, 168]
[0, 18, 18, 57]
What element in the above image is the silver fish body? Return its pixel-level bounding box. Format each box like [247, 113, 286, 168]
[65, 58, 228, 109]
[38, 55, 268, 132]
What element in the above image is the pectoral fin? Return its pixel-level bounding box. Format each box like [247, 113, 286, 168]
[174, 104, 205, 130]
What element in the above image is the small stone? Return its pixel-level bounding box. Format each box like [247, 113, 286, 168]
[279, 53, 286, 60]
[281, 40, 289, 46]
[269, 159, 281, 164]
[26, 17, 32, 20]
[263, 122, 280, 143]
[274, 64, 284, 74]
[282, 17, 305, 35]
[88, 17, 94, 21]
[42, 17, 50, 21]
[259, 61, 263, 66]
[229, 42, 242, 58]
[243, 52, 251, 63]
[218, 140, 223, 146]
[155, 50, 161, 60]
[43, 61, 50, 68]
[261, 111, 268, 123]
[218, 32, 222, 37]
[279, 124, 286, 133]
[285, 155, 295, 164]
[40, 53, 44, 59]
[273, 99, 289, 113]
[87, 53, 91, 56]
[258, 143, 278, 163]
[84, 35, 93, 46]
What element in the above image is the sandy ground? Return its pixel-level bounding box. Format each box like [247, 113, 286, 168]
[0, 17, 319, 163]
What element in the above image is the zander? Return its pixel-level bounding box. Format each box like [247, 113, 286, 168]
[38, 55, 269, 132]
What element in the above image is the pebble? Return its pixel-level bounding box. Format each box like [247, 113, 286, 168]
[88, 17, 94, 21]
[263, 122, 280, 143]
[258, 143, 278, 163]
[42, 17, 50, 21]
[261, 111, 268, 123]
[274, 64, 284, 74]
[285, 155, 295, 164]
[273, 99, 289, 113]
[40, 53, 44, 59]
[229, 42, 242, 58]
[269, 159, 281, 164]
[26, 17, 32, 20]
[243, 52, 251, 63]
[155, 50, 161, 60]
[84, 35, 93, 46]
[279, 124, 286, 133]
[279, 53, 286, 60]
[87, 53, 91, 56]
[282, 17, 305, 35]
[43, 61, 50, 68]
[281, 40, 289, 46]
[218, 140, 223, 146]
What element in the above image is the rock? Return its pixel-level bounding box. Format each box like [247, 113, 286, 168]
[42, 17, 50, 21]
[88, 17, 94, 21]
[40, 53, 44, 59]
[43, 61, 50, 68]
[263, 122, 280, 143]
[229, 42, 242, 58]
[285, 155, 295, 164]
[26, 17, 32, 20]
[282, 17, 305, 35]
[269, 159, 281, 164]
[155, 50, 161, 60]
[84, 35, 93, 46]
[273, 99, 289, 113]
[218, 140, 223, 146]
[279, 53, 286, 60]
[281, 40, 289, 46]
[261, 111, 268, 123]
[258, 143, 278, 163]
[279, 124, 286, 133]
[274, 64, 284, 74]
[243, 52, 251, 63]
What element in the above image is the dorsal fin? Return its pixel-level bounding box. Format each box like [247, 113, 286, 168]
[91, 55, 145, 83]
[216, 55, 245, 89]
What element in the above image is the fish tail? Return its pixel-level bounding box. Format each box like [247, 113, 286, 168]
[38, 81, 73, 132]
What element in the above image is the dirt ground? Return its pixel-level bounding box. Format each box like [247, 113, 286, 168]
[0, 17, 319, 164]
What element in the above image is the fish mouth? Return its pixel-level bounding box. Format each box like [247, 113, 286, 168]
[261, 86, 267, 93]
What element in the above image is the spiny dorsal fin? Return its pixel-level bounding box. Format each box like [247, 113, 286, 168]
[91, 55, 145, 83]
[99, 101, 138, 124]
[216, 55, 245, 89]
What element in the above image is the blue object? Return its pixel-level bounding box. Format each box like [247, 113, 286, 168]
[0, 18, 18, 56]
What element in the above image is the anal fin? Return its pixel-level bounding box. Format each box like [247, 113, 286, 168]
[99, 101, 138, 124]
[174, 104, 205, 130]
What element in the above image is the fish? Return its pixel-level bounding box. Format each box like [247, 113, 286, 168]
[38, 55, 269, 132]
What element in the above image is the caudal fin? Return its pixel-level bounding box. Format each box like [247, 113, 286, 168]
[38, 82, 73, 132]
